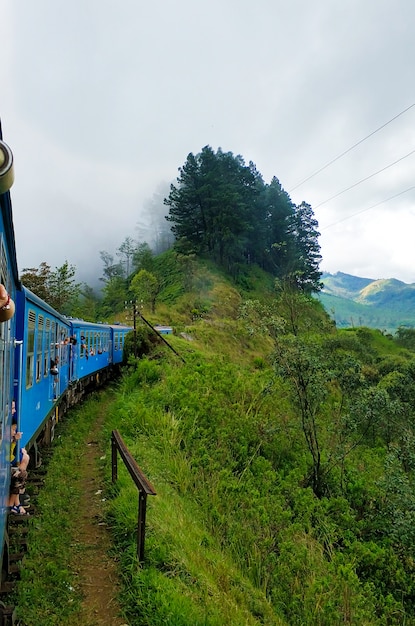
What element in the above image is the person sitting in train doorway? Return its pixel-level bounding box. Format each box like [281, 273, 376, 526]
[9, 411, 31, 515]
[0, 283, 14, 322]
[9, 423, 30, 515]
[9, 466, 29, 515]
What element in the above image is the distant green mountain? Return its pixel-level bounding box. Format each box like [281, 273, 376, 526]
[317, 272, 415, 332]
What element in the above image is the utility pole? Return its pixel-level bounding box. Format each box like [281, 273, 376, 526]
[125, 300, 138, 357]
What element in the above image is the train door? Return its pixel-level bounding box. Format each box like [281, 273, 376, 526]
[49, 322, 59, 401]
[69, 335, 78, 383]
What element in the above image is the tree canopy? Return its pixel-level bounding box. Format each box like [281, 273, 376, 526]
[165, 146, 322, 292]
[21, 260, 81, 315]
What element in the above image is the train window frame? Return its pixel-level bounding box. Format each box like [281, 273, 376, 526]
[59, 326, 68, 366]
[36, 315, 44, 382]
[50, 321, 57, 371]
[26, 310, 36, 389]
[80, 333, 86, 358]
[44, 318, 51, 378]
[98, 331, 103, 355]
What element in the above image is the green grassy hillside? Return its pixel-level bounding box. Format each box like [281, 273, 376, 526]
[16, 256, 415, 625]
[115, 257, 415, 623]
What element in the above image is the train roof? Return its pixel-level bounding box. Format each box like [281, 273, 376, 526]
[67, 318, 112, 329]
[66, 318, 132, 331]
[108, 323, 133, 330]
[21, 285, 70, 323]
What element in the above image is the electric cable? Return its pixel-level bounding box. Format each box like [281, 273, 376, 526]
[289, 102, 415, 192]
[314, 148, 415, 209]
[321, 185, 415, 230]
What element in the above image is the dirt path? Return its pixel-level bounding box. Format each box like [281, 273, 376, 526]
[71, 415, 128, 626]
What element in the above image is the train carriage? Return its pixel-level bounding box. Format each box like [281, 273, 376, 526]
[15, 287, 71, 450]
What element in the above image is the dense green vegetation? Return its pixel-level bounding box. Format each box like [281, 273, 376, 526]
[113, 262, 415, 624]
[15, 255, 415, 625]
[165, 146, 322, 291]
[16, 146, 415, 622]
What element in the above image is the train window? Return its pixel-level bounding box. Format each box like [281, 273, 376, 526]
[50, 320, 58, 367]
[44, 318, 50, 378]
[80, 334, 86, 358]
[26, 310, 36, 389]
[36, 315, 44, 382]
[59, 326, 68, 366]
[97, 332, 103, 354]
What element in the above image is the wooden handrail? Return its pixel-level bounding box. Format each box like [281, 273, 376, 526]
[111, 429, 156, 562]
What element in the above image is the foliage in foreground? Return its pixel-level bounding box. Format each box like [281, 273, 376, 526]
[102, 296, 415, 624]
[13, 266, 415, 625]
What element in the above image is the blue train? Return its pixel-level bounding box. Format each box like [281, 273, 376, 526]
[0, 124, 132, 586]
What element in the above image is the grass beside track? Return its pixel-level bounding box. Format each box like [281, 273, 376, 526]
[11, 389, 126, 626]
[11, 373, 284, 626]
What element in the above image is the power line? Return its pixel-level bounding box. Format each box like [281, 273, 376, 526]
[321, 185, 415, 231]
[289, 102, 415, 192]
[314, 148, 415, 209]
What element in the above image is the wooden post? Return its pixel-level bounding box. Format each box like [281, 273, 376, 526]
[137, 491, 148, 562]
[111, 433, 118, 483]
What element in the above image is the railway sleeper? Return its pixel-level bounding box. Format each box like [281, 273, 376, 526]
[0, 601, 17, 626]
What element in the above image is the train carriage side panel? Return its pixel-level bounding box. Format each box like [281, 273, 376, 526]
[68, 319, 112, 382]
[15, 287, 71, 449]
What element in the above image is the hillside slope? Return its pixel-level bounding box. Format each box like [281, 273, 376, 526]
[15, 255, 415, 625]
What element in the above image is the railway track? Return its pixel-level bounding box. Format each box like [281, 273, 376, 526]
[0, 395, 127, 626]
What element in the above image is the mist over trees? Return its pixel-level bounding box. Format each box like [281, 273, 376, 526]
[21, 146, 323, 320]
[164, 145, 322, 293]
[136, 181, 175, 255]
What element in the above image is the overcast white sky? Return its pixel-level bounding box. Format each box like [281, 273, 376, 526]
[2, 1, 415, 285]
